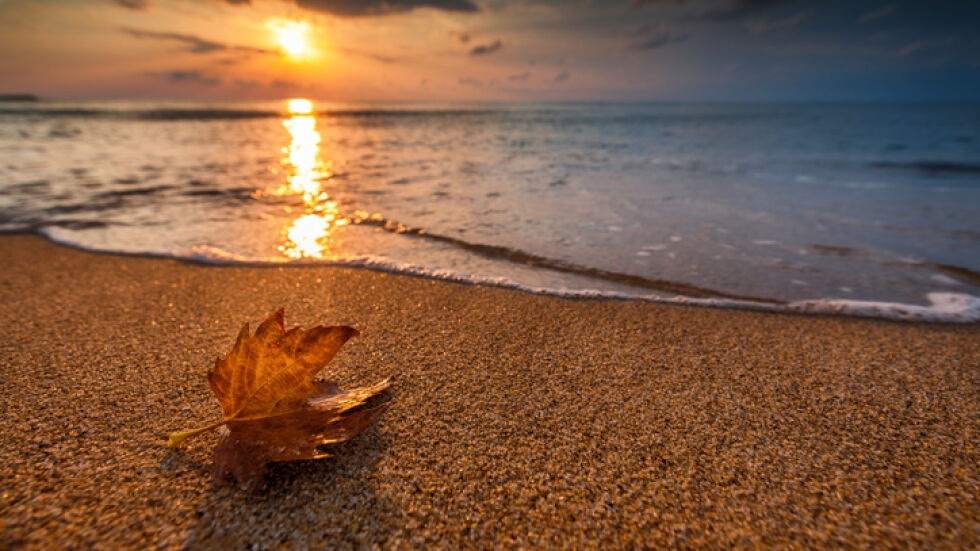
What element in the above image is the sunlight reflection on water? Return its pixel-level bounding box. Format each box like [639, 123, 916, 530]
[278, 99, 346, 259]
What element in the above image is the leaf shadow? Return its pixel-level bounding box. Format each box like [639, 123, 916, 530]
[160, 446, 214, 480]
[181, 427, 400, 549]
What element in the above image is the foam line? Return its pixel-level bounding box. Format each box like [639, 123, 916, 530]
[35, 232, 977, 324]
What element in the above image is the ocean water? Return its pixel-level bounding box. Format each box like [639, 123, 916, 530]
[1, 100, 979, 321]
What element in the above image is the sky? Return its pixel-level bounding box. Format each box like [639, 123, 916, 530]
[1, 0, 978, 102]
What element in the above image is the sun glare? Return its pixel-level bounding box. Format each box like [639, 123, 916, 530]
[287, 98, 313, 115]
[268, 19, 314, 59]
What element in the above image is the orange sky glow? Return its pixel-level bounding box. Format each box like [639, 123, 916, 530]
[1, 0, 976, 102]
[0, 0, 607, 102]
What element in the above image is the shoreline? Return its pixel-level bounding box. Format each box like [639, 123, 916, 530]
[12, 228, 980, 324]
[1, 234, 977, 548]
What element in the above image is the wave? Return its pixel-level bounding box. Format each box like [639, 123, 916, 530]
[0, 107, 281, 120]
[0, 220, 111, 231]
[162, 244, 980, 324]
[94, 185, 175, 199]
[345, 215, 781, 304]
[786, 293, 980, 323]
[160, 245, 980, 323]
[0, 106, 775, 123]
[21, 227, 980, 324]
[0, 107, 500, 121]
[869, 160, 980, 174]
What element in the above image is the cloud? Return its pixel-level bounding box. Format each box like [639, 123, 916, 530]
[124, 28, 273, 55]
[859, 4, 894, 23]
[458, 76, 484, 87]
[272, 79, 299, 88]
[633, 0, 794, 21]
[114, 0, 149, 9]
[700, 0, 789, 21]
[897, 40, 926, 57]
[554, 71, 570, 82]
[745, 12, 805, 34]
[234, 79, 262, 88]
[450, 31, 470, 43]
[631, 0, 685, 9]
[126, 28, 224, 53]
[470, 39, 503, 56]
[507, 72, 531, 82]
[144, 70, 220, 86]
[337, 47, 399, 63]
[629, 24, 691, 51]
[293, 0, 478, 16]
[631, 32, 670, 50]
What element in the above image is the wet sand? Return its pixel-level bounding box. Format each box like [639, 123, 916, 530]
[0, 234, 977, 549]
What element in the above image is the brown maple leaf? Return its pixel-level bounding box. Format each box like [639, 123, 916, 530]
[168, 309, 392, 491]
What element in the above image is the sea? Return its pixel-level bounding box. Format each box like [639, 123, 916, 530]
[1, 100, 978, 322]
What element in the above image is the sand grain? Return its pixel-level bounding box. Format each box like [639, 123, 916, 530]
[0, 235, 977, 549]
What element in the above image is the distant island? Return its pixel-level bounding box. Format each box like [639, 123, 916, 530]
[0, 94, 39, 102]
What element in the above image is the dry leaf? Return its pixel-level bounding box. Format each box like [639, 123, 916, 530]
[168, 309, 392, 491]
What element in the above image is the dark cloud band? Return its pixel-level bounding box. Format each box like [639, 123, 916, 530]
[470, 39, 502, 55]
[124, 28, 272, 55]
[144, 70, 221, 86]
[295, 0, 478, 16]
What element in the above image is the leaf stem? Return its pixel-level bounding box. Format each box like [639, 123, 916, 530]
[167, 419, 227, 448]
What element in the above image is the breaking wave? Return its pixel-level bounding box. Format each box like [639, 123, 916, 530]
[29, 228, 980, 324]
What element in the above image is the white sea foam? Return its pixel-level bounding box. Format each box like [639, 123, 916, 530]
[31, 228, 980, 323]
[785, 293, 980, 323]
[930, 274, 962, 286]
[174, 243, 980, 324]
[184, 244, 275, 264]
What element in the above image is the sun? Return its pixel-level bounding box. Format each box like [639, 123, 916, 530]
[268, 19, 314, 60]
[287, 98, 313, 115]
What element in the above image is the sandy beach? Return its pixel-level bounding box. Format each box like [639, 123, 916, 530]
[0, 233, 976, 548]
